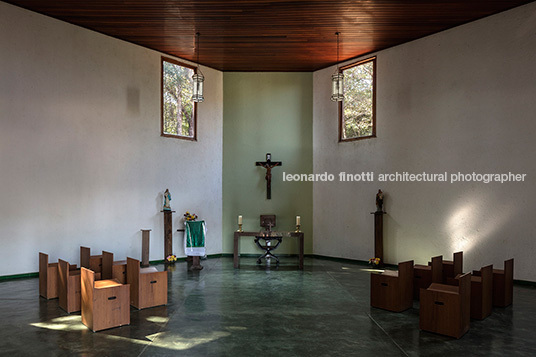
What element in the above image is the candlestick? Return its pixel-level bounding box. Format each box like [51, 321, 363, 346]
[295, 224, 301, 233]
[238, 223, 243, 232]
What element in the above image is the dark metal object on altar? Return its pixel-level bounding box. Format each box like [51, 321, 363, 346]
[256, 214, 280, 264]
[260, 214, 276, 231]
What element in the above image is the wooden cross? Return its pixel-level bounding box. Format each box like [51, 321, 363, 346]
[255, 153, 282, 199]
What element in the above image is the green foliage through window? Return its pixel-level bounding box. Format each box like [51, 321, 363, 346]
[340, 58, 375, 141]
[162, 58, 196, 139]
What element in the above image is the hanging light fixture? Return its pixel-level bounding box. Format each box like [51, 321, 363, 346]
[331, 32, 344, 102]
[192, 32, 205, 103]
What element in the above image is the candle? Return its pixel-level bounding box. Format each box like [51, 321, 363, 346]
[238, 215, 243, 225]
[296, 216, 301, 225]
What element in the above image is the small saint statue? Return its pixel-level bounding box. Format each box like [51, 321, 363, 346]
[375, 189, 384, 212]
[163, 189, 172, 211]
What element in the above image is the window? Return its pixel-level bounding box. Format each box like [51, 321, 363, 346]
[161, 57, 197, 140]
[339, 57, 376, 142]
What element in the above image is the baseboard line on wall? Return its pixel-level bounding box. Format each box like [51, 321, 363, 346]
[0, 272, 39, 281]
[310, 254, 397, 269]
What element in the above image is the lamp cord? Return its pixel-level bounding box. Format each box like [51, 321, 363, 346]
[336, 32, 340, 70]
[196, 32, 200, 66]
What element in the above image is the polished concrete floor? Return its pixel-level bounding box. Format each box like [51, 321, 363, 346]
[1, 257, 535, 356]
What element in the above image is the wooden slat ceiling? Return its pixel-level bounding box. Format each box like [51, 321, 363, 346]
[4, 0, 533, 71]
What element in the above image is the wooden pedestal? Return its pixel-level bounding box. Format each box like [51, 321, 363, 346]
[371, 211, 385, 265]
[187, 256, 204, 271]
[141, 229, 151, 267]
[162, 211, 174, 259]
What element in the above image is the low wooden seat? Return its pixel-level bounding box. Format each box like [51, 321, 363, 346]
[493, 258, 514, 307]
[102, 251, 127, 284]
[80, 246, 103, 274]
[413, 255, 442, 299]
[427, 283, 459, 294]
[127, 257, 167, 309]
[430, 251, 463, 283]
[419, 272, 471, 339]
[371, 260, 414, 312]
[39, 252, 58, 299]
[81, 267, 130, 332]
[58, 259, 82, 313]
[469, 265, 493, 320]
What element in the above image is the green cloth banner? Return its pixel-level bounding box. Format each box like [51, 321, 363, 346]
[185, 220, 206, 256]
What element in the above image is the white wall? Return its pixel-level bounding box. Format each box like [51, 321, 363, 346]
[313, 2, 536, 281]
[0, 3, 223, 276]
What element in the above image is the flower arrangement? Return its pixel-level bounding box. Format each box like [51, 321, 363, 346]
[166, 254, 177, 263]
[368, 257, 381, 267]
[184, 211, 198, 221]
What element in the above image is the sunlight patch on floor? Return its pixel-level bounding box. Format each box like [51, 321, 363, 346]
[146, 316, 169, 324]
[104, 330, 232, 351]
[360, 268, 385, 273]
[30, 315, 86, 331]
[148, 330, 232, 350]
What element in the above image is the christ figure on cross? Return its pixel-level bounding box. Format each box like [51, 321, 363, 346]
[256, 153, 282, 199]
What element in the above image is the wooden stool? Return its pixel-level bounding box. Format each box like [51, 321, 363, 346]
[102, 251, 127, 284]
[431, 251, 463, 283]
[493, 258, 514, 307]
[39, 252, 58, 299]
[58, 259, 81, 313]
[419, 272, 471, 339]
[470, 264, 493, 319]
[80, 246, 103, 274]
[413, 255, 442, 299]
[371, 260, 414, 312]
[81, 267, 130, 332]
[127, 257, 167, 309]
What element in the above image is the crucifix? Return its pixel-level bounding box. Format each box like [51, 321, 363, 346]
[255, 153, 282, 199]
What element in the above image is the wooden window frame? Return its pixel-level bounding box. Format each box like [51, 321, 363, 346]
[338, 57, 376, 142]
[161, 56, 198, 141]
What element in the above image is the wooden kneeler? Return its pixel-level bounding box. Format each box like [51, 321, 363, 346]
[493, 258, 514, 307]
[419, 272, 471, 339]
[81, 267, 130, 332]
[80, 246, 103, 274]
[39, 252, 58, 299]
[413, 255, 443, 300]
[371, 260, 414, 312]
[102, 251, 127, 284]
[126, 257, 167, 309]
[58, 259, 82, 313]
[470, 265, 493, 320]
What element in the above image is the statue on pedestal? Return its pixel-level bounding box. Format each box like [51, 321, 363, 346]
[163, 189, 172, 211]
[375, 189, 384, 212]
